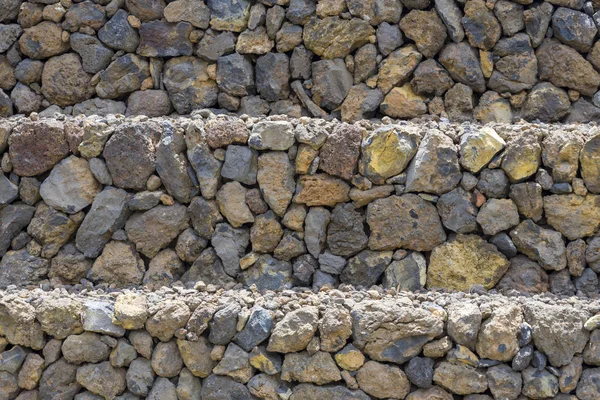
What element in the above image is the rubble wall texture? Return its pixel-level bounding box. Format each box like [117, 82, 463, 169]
[2, 114, 600, 297]
[1, 288, 600, 399]
[4, 0, 600, 122]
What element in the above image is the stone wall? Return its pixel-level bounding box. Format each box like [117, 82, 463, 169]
[1, 114, 600, 297]
[1, 288, 600, 399]
[3, 0, 600, 122]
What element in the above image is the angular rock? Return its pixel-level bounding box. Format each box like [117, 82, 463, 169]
[164, 0, 210, 28]
[435, 0, 464, 43]
[428, 234, 509, 291]
[138, 21, 193, 57]
[510, 219, 566, 271]
[411, 59, 454, 96]
[462, 0, 502, 50]
[326, 204, 368, 257]
[436, 188, 478, 234]
[346, 0, 402, 25]
[0, 204, 35, 257]
[125, 0, 165, 22]
[537, 39, 600, 97]
[70, 33, 113, 75]
[96, 54, 150, 99]
[211, 222, 249, 277]
[405, 129, 461, 195]
[39, 156, 100, 214]
[447, 303, 481, 350]
[497, 255, 549, 294]
[433, 362, 487, 395]
[257, 151, 295, 216]
[341, 250, 392, 287]
[303, 16, 374, 59]
[267, 307, 318, 353]
[216, 53, 254, 97]
[163, 56, 218, 114]
[476, 304, 522, 361]
[544, 194, 600, 240]
[238, 254, 292, 292]
[98, 9, 140, 53]
[281, 351, 341, 385]
[88, 241, 145, 286]
[103, 122, 159, 191]
[256, 52, 290, 101]
[524, 302, 589, 367]
[377, 45, 422, 94]
[367, 194, 446, 251]
[476, 198, 519, 236]
[125, 204, 189, 258]
[459, 126, 505, 173]
[380, 83, 427, 119]
[340, 84, 384, 122]
[399, 9, 447, 58]
[553, 7, 597, 53]
[382, 251, 426, 291]
[26, 203, 82, 259]
[439, 42, 486, 93]
[522, 82, 571, 122]
[207, 0, 250, 32]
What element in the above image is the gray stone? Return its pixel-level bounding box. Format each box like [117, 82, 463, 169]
[138, 21, 193, 57]
[238, 254, 292, 292]
[405, 129, 461, 195]
[524, 2, 553, 48]
[436, 188, 478, 233]
[235, 307, 273, 352]
[211, 222, 250, 278]
[76, 187, 129, 258]
[405, 356, 434, 389]
[341, 250, 392, 287]
[510, 220, 567, 271]
[439, 42, 485, 93]
[200, 374, 254, 400]
[196, 32, 237, 61]
[98, 10, 140, 52]
[126, 358, 154, 396]
[15, 59, 43, 85]
[96, 54, 150, 99]
[327, 203, 368, 257]
[435, 0, 464, 42]
[382, 251, 426, 291]
[125, 204, 189, 258]
[70, 33, 114, 74]
[207, 0, 250, 32]
[182, 248, 235, 287]
[40, 156, 101, 214]
[221, 145, 258, 185]
[311, 59, 353, 111]
[318, 251, 346, 275]
[494, 0, 524, 37]
[127, 90, 173, 117]
[304, 207, 330, 258]
[163, 56, 218, 114]
[155, 121, 198, 203]
[216, 53, 255, 97]
[477, 199, 520, 236]
[0, 24, 21, 53]
[377, 22, 402, 56]
[0, 174, 17, 206]
[209, 303, 241, 345]
[553, 7, 597, 53]
[477, 168, 509, 198]
[256, 52, 290, 101]
[73, 98, 126, 116]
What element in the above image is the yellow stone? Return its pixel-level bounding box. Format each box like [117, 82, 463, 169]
[459, 126, 505, 173]
[447, 344, 479, 367]
[359, 125, 420, 184]
[380, 83, 427, 119]
[501, 136, 541, 182]
[427, 234, 509, 291]
[480, 50, 494, 78]
[334, 345, 366, 371]
[295, 144, 318, 174]
[240, 252, 259, 270]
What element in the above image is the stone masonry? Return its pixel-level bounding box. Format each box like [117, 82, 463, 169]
[2, 0, 600, 122]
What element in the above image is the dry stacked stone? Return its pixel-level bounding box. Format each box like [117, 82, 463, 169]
[1, 113, 600, 299]
[0, 288, 599, 399]
[2, 0, 600, 122]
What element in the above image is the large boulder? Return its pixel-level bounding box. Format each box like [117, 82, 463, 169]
[427, 234, 510, 291]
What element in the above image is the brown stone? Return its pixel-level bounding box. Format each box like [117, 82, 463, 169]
[293, 174, 351, 207]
